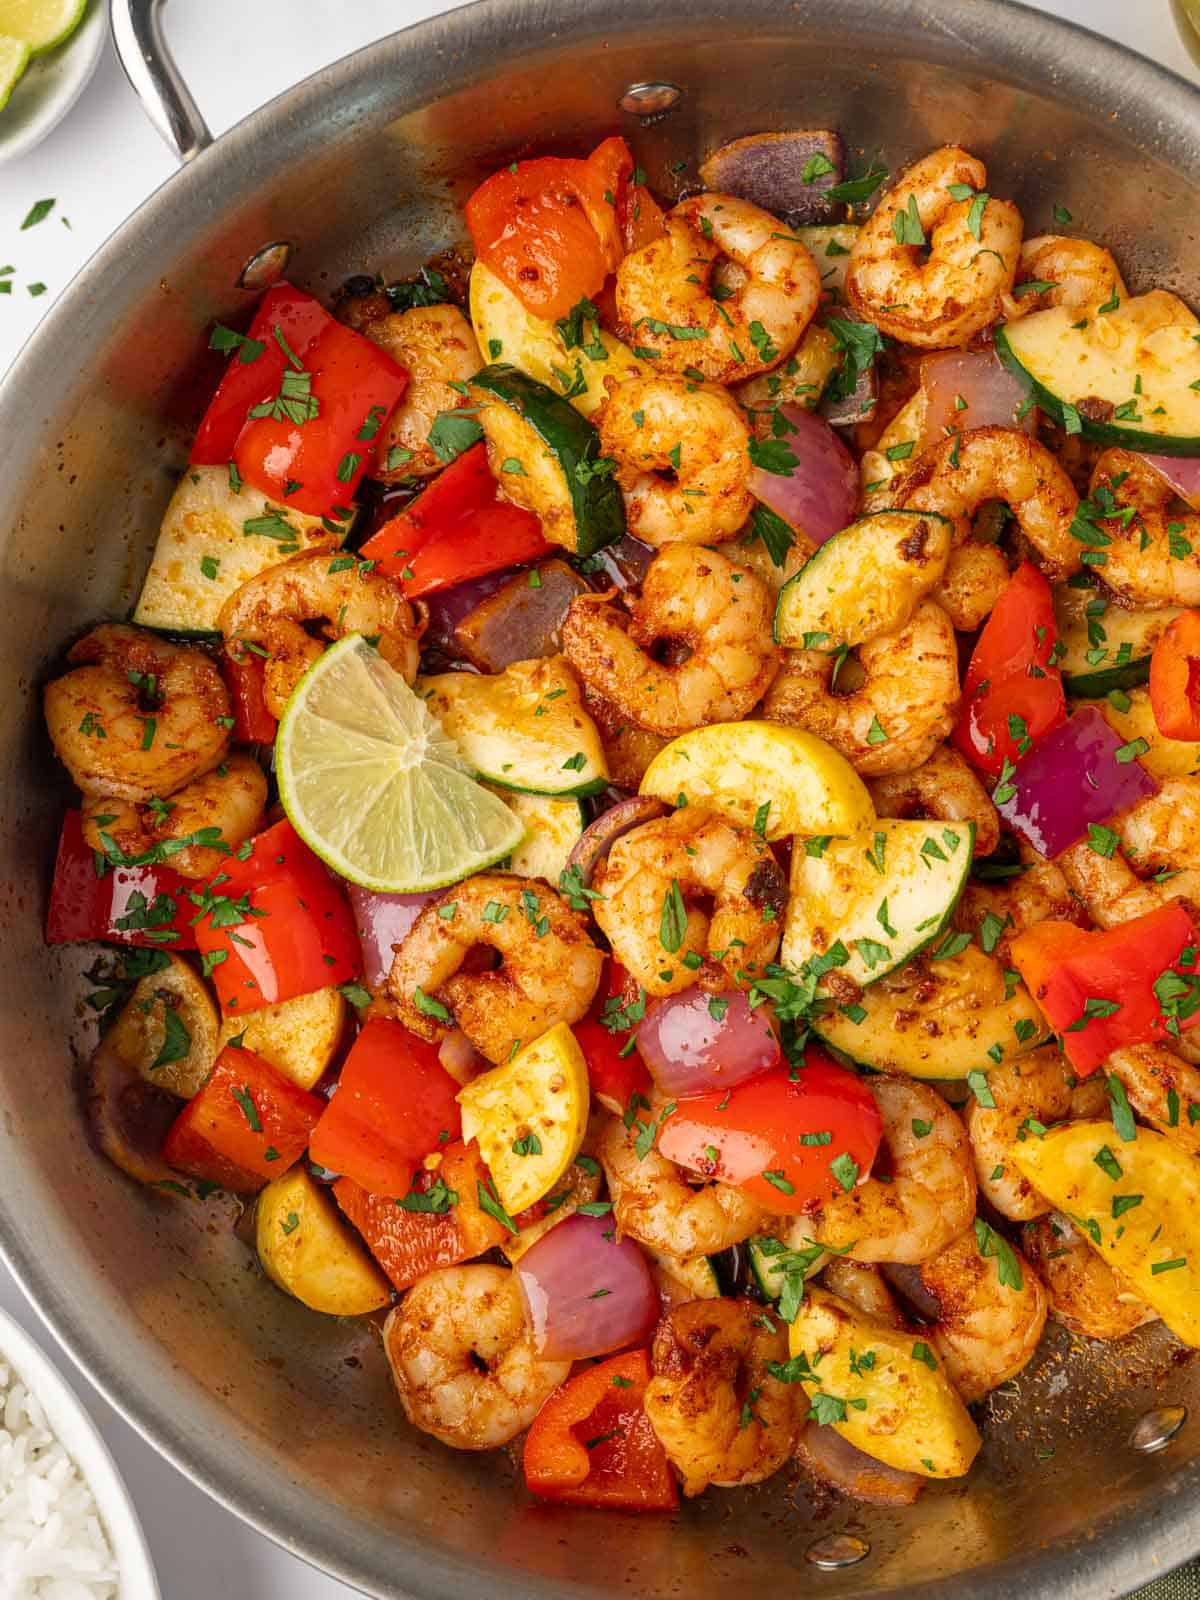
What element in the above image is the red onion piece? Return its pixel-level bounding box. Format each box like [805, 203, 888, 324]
[88, 1038, 179, 1187]
[748, 404, 858, 546]
[566, 796, 668, 888]
[1142, 453, 1200, 509]
[996, 705, 1159, 858]
[583, 533, 656, 595]
[516, 1211, 658, 1360]
[636, 989, 780, 1099]
[918, 349, 1033, 447]
[699, 130, 845, 225]
[453, 558, 589, 672]
[796, 1421, 922, 1506]
[438, 1028, 486, 1085]
[420, 567, 522, 644]
[347, 885, 439, 988]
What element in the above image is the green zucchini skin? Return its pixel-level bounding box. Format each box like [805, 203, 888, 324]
[471, 363, 626, 556]
[994, 321, 1200, 457]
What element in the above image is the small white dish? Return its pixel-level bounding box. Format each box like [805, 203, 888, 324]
[0, 1303, 160, 1598]
[0, 0, 105, 166]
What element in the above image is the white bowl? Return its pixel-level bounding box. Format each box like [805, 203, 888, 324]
[0, 1304, 160, 1599]
[0, 0, 105, 165]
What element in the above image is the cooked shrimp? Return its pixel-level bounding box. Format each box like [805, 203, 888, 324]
[763, 600, 959, 778]
[600, 1114, 768, 1256]
[596, 375, 753, 544]
[81, 753, 267, 879]
[820, 1259, 905, 1325]
[616, 193, 820, 383]
[561, 544, 779, 739]
[1088, 450, 1200, 607]
[954, 853, 1080, 962]
[845, 146, 1021, 348]
[1006, 235, 1126, 317]
[218, 551, 420, 719]
[387, 874, 603, 1064]
[1120, 777, 1200, 872]
[933, 541, 1013, 631]
[359, 304, 482, 480]
[593, 807, 785, 997]
[867, 745, 1000, 858]
[383, 1266, 570, 1450]
[901, 426, 1080, 580]
[1057, 842, 1193, 929]
[1107, 1045, 1200, 1154]
[645, 1298, 798, 1495]
[1024, 1212, 1157, 1341]
[580, 685, 668, 790]
[809, 1077, 976, 1264]
[44, 623, 230, 802]
[917, 1227, 1047, 1403]
[963, 1046, 1073, 1220]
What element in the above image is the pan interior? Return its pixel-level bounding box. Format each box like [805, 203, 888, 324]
[2, 3, 1200, 1596]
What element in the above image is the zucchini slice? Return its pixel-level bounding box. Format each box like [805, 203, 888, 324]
[746, 1231, 826, 1301]
[774, 510, 953, 648]
[487, 787, 585, 882]
[133, 465, 339, 636]
[812, 944, 1047, 1080]
[469, 364, 626, 556]
[995, 290, 1200, 454]
[418, 656, 607, 797]
[782, 818, 973, 987]
[469, 262, 646, 419]
[1096, 686, 1200, 780]
[1054, 584, 1180, 698]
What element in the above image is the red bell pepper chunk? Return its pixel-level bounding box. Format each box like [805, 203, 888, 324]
[1150, 611, 1200, 741]
[191, 284, 329, 466]
[45, 809, 198, 949]
[465, 138, 638, 322]
[953, 561, 1066, 778]
[656, 1051, 883, 1213]
[308, 1018, 462, 1197]
[357, 442, 549, 598]
[221, 653, 277, 745]
[572, 959, 653, 1117]
[1011, 903, 1200, 1076]
[523, 1349, 677, 1511]
[334, 1140, 507, 1292]
[190, 282, 408, 519]
[192, 817, 359, 1016]
[162, 1044, 323, 1193]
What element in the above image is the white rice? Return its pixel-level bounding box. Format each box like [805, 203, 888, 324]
[0, 1358, 119, 1599]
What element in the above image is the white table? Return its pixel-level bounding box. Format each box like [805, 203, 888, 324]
[0, 2, 1195, 1595]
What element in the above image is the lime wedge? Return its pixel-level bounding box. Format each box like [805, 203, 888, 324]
[276, 636, 525, 893]
[0, 33, 29, 107]
[0, 0, 85, 54]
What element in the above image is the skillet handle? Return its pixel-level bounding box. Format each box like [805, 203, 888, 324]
[110, 0, 212, 164]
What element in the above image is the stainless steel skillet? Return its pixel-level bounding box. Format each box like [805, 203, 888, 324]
[2, 0, 1200, 1594]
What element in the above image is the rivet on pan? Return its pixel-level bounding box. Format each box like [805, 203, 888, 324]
[238, 241, 293, 291]
[805, 1533, 871, 1570]
[618, 81, 682, 116]
[1130, 1405, 1187, 1454]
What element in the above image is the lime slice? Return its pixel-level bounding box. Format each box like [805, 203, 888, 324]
[0, 0, 85, 54]
[0, 33, 30, 107]
[276, 636, 525, 892]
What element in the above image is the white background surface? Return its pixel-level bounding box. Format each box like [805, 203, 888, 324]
[0, 2, 1196, 1597]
